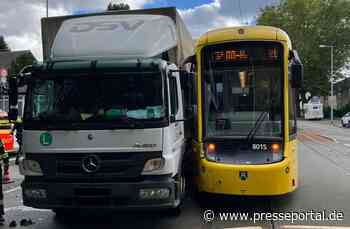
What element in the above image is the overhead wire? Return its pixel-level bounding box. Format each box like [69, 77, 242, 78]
[238, 0, 243, 24]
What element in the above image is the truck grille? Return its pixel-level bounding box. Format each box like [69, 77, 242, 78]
[26, 152, 161, 182]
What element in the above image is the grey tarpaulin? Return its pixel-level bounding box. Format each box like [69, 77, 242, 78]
[41, 7, 194, 66]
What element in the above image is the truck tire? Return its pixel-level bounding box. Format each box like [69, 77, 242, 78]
[167, 169, 187, 217]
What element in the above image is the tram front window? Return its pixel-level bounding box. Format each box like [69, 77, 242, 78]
[202, 42, 283, 138]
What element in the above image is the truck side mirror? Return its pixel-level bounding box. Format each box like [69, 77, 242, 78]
[8, 76, 18, 121]
[18, 65, 32, 87]
[290, 50, 304, 88]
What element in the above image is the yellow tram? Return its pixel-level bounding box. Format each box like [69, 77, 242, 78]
[192, 26, 303, 196]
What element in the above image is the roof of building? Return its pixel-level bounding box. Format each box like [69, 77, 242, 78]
[0, 50, 35, 69]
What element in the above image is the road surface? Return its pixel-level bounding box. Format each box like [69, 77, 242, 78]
[2, 120, 350, 229]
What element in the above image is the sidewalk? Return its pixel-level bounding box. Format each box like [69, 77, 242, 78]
[299, 118, 341, 127]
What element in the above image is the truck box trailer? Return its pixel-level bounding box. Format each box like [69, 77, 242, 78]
[41, 7, 194, 65]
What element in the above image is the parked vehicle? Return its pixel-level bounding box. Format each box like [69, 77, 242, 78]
[341, 112, 350, 127]
[0, 110, 17, 154]
[304, 96, 324, 120]
[8, 7, 195, 215]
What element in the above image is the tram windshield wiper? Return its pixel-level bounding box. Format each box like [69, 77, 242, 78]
[246, 111, 268, 142]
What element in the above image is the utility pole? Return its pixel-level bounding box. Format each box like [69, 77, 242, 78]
[319, 44, 335, 124]
[46, 0, 49, 17]
[330, 45, 334, 124]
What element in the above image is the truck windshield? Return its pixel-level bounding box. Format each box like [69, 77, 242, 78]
[202, 42, 283, 138]
[24, 73, 166, 124]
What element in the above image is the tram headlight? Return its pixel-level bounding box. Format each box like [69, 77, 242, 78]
[205, 143, 217, 162]
[270, 143, 283, 161]
[271, 143, 281, 153]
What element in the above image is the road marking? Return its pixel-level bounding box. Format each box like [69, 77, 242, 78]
[5, 206, 51, 213]
[280, 226, 350, 229]
[298, 131, 336, 144]
[313, 132, 337, 143]
[225, 227, 262, 229]
[343, 144, 350, 148]
[325, 135, 338, 143]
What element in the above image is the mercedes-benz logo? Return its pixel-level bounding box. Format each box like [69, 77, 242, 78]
[82, 155, 101, 173]
[87, 134, 94, 140]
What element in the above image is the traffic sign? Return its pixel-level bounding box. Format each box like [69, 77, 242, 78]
[328, 95, 337, 107]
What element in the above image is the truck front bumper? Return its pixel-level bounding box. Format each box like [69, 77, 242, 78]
[22, 176, 179, 210]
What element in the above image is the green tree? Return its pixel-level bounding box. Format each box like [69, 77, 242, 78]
[10, 52, 36, 75]
[107, 2, 130, 11]
[0, 36, 10, 51]
[257, 0, 350, 101]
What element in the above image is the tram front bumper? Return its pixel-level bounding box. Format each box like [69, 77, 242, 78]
[197, 158, 297, 196]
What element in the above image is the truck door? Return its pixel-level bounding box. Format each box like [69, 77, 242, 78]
[168, 70, 185, 168]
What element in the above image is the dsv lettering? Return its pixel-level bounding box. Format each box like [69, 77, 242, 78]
[69, 20, 144, 33]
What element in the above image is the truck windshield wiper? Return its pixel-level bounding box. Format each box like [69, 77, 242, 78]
[246, 111, 268, 142]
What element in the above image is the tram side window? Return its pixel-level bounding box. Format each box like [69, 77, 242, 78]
[193, 70, 199, 140]
[289, 84, 297, 135]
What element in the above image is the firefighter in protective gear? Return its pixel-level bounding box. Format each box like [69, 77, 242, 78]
[0, 140, 5, 223]
[1, 141, 10, 184]
[12, 122, 23, 165]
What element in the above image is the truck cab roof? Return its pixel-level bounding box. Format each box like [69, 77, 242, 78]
[31, 58, 165, 75]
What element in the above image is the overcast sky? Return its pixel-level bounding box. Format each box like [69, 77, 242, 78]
[0, 0, 278, 61]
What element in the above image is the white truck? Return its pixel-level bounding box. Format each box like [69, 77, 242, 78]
[304, 96, 324, 120]
[8, 7, 195, 215]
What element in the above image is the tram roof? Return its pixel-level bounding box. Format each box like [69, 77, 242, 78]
[196, 26, 292, 49]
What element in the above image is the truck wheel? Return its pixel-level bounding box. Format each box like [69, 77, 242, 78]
[167, 172, 186, 217]
[179, 172, 186, 200]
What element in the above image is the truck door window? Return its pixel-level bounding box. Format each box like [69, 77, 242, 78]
[170, 76, 179, 116]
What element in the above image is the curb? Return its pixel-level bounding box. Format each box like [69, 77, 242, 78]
[315, 134, 337, 143]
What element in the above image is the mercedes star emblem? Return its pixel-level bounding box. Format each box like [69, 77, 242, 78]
[82, 155, 101, 173]
[87, 134, 94, 140]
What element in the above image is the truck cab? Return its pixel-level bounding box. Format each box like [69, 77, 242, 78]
[8, 10, 195, 214]
[15, 58, 187, 212]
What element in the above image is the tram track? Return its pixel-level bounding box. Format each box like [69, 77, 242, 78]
[298, 132, 350, 175]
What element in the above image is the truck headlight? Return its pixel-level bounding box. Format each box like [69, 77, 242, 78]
[142, 158, 165, 173]
[19, 158, 43, 176]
